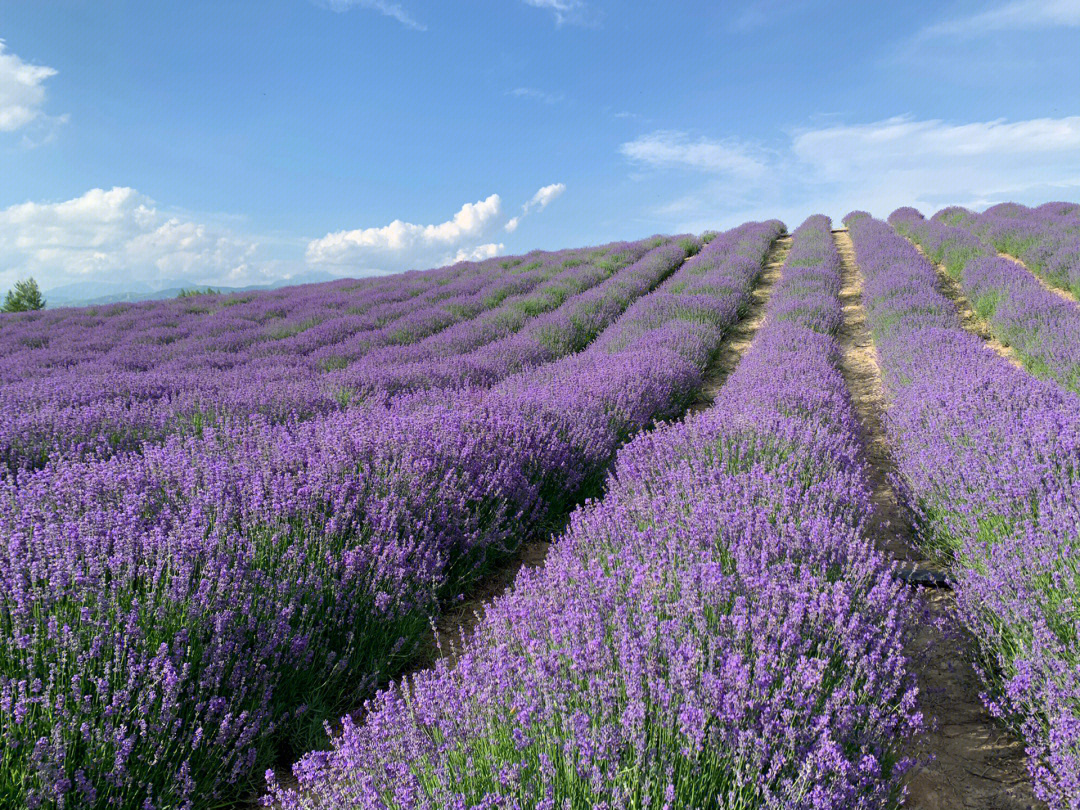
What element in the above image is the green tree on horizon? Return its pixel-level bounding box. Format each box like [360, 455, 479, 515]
[2, 277, 46, 312]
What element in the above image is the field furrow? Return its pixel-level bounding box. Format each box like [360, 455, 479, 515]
[845, 211, 1080, 810]
[0, 220, 783, 809]
[891, 208, 1080, 393]
[832, 226, 1039, 809]
[264, 215, 924, 810]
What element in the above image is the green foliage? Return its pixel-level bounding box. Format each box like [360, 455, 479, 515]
[677, 236, 701, 257]
[2, 277, 45, 312]
[177, 286, 221, 298]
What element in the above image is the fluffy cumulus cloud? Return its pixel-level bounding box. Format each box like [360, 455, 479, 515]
[307, 194, 504, 269]
[0, 187, 284, 290]
[0, 39, 66, 137]
[620, 131, 768, 178]
[311, 183, 565, 270]
[621, 114, 1080, 232]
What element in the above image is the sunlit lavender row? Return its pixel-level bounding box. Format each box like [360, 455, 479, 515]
[936, 201, 1080, 299]
[0, 221, 781, 808]
[846, 212, 1080, 809]
[890, 206, 1080, 392]
[266, 215, 923, 809]
[0, 237, 663, 471]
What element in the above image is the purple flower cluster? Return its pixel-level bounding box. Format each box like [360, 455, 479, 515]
[0, 240, 657, 471]
[890, 206, 1080, 392]
[935, 202, 1080, 299]
[845, 212, 1080, 809]
[264, 215, 921, 810]
[323, 236, 702, 398]
[0, 220, 781, 808]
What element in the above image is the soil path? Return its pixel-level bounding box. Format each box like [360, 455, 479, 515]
[997, 250, 1080, 306]
[686, 234, 792, 413]
[833, 228, 1040, 810]
[905, 240, 1025, 369]
[427, 232, 791, 664]
[257, 234, 793, 807]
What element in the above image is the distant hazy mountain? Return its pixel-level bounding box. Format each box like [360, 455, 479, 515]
[42, 272, 340, 309]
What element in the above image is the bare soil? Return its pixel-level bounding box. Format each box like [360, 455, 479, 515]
[686, 234, 792, 413]
[905, 240, 1024, 369]
[998, 250, 1080, 306]
[832, 229, 1041, 809]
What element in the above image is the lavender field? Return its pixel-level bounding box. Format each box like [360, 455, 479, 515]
[3, 203, 1080, 810]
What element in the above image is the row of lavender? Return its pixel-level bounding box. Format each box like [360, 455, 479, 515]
[890, 206, 1080, 393]
[1, 238, 678, 470]
[265, 215, 923, 810]
[846, 213, 1080, 809]
[0, 220, 783, 809]
[938, 201, 1080, 299]
[323, 234, 711, 399]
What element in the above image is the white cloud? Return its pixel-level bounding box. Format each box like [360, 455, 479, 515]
[525, 182, 565, 212]
[310, 0, 425, 30]
[621, 114, 1080, 233]
[521, 0, 591, 25]
[620, 131, 768, 178]
[0, 187, 296, 290]
[920, 0, 1080, 38]
[504, 182, 565, 232]
[510, 87, 564, 104]
[452, 242, 503, 262]
[307, 194, 503, 269]
[0, 39, 65, 136]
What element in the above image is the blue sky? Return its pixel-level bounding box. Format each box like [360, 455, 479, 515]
[1, 0, 1078, 291]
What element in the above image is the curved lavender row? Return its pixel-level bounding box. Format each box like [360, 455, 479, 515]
[844, 212, 1080, 809]
[324, 234, 716, 398]
[265, 216, 921, 810]
[0, 241, 654, 470]
[935, 202, 1080, 299]
[0, 223, 781, 809]
[890, 206, 1080, 392]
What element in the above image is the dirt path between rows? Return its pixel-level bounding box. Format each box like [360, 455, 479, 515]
[998, 250, 1080, 306]
[833, 228, 1040, 810]
[686, 234, 791, 414]
[905, 240, 1025, 369]
[256, 234, 793, 808]
[428, 232, 791, 664]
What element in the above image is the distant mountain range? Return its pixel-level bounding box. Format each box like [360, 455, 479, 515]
[42, 272, 341, 309]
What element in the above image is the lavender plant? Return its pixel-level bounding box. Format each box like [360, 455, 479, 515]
[935, 202, 1080, 299]
[0, 222, 782, 808]
[264, 216, 922, 810]
[890, 206, 1080, 392]
[0, 240, 656, 471]
[845, 212, 1080, 809]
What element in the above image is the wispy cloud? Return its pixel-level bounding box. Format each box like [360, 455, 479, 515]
[520, 0, 594, 26]
[310, 0, 426, 30]
[620, 130, 768, 178]
[509, 87, 565, 104]
[919, 0, 1080, 38]
[506, 182, 566, 232]
[729, 0, 814, 32]
[620, 114, 1080, 233]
